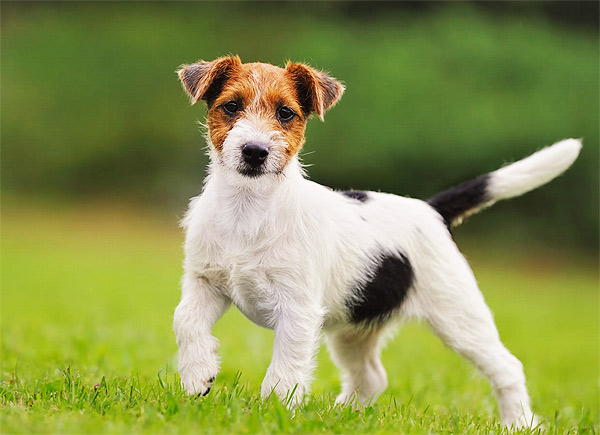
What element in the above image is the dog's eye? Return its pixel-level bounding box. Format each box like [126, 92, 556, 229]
[278, 106, 295, 121]
[223, 101, 239, 114]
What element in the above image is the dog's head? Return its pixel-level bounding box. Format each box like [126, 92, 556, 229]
[178, 55, 344, 178]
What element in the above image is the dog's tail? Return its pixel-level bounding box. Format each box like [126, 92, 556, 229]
[428, 138, 582, 228]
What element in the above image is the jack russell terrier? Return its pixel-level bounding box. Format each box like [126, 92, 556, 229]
[173, 55, 581, 428]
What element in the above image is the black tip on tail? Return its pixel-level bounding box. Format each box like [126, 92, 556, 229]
[427, 174, 491, 228]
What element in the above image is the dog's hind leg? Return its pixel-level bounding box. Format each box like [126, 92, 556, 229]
[326, 327, 388, 407]
[414, 256, 538, 429]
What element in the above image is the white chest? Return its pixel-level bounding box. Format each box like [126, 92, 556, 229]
[186, 223, 311, 330]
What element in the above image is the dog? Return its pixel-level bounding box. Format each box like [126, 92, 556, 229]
[172, 55, 581, 428]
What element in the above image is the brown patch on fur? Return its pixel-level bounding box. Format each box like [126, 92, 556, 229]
[285, 62, 345, 120]
[206, 109, 233, 153]
[177, 56, 242, 105]
[207, 62, 309, 158]
[179, 56, 343, 164]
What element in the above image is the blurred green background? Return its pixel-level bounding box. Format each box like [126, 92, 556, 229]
[2, 1, 598, 251]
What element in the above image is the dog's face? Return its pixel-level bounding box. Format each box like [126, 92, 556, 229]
[178, 56, 344, 177]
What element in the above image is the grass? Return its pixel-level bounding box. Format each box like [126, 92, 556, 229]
[1, 199, 598, 434]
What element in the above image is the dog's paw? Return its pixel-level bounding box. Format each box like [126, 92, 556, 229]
[180, 372, 216, 397]
[335, 392, 358, 408]
[178, 352, 219, 397]
[261, 372, 304, 408]
[503, 412, 541, 431]
[335, 391, 375, 411]
[177, 336, 221, 397]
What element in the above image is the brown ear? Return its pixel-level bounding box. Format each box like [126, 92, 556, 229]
[285, 62, 345, 121]
[177, 55, 242, 105]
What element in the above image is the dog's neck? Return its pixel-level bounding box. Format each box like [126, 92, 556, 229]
[203, 154, 306, 238]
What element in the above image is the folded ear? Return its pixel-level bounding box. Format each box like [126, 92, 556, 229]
[285, 62, 345, 121]
[177, 55, 242, 106]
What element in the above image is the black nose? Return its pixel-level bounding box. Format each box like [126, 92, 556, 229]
[242, 143, 269, 167]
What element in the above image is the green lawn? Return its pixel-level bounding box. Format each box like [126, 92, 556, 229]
[1, 200, 598, 434]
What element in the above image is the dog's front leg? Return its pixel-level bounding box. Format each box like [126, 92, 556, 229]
[261, 298, 323, 407]
[173, 272, 230, 396]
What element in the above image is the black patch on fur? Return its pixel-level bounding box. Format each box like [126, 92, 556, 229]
[427, 174, 490, 229]
[203, 72, 229, 109]
[348, 252, 414, 325]
[341, 190, 369, 203]
[293, 74, 314, 118]
[238, 166, 265, 178]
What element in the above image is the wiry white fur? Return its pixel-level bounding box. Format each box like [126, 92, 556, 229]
[489, 138, 582, 200]
[444, 139, 582, 227]
[174, 109, 578, 427]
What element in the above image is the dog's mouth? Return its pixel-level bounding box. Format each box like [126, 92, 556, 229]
[236, 164, 286, 179]
[238, 165, 267, 178]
